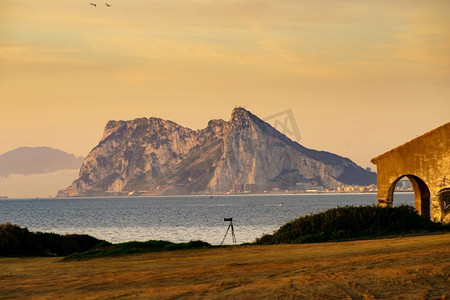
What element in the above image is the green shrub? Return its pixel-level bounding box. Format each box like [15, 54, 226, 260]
[1, 223, 211, 259]
[255, 205, 449, 245]
[0, 223, 32, 255]
[0, 223, 107, 257]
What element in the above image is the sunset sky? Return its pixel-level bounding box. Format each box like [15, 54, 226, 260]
[1, 0, 449, 170]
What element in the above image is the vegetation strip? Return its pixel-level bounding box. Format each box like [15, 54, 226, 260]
[2, 205, 449, 260]
[255, 205, 450, 244]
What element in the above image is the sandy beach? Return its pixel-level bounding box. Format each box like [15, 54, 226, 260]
[1, 233, 449, 299]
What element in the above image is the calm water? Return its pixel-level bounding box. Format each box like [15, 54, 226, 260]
[0, 193, 414, 245]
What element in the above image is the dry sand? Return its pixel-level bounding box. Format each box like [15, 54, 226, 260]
[1, 233, 449, 299]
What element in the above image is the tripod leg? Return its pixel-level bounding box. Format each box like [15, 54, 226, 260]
[230, 224, 237, 245]
[221, 223, 232, 245]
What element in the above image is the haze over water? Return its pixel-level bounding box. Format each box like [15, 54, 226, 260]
[0, 193, 414, 245]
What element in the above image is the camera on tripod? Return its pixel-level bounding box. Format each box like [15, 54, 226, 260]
[221, 217, 236, 245]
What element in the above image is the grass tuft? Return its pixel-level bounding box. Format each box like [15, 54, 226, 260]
[64, 240, 212, 260]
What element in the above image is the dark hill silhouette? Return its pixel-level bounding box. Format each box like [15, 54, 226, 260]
[0, 147, 84, 176]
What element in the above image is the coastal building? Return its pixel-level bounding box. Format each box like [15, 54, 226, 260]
[244, 183, 258, 193]
[232, 183, 245, 194]
[371, 122, 450, 223]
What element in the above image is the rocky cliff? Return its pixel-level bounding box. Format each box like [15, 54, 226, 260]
[57, 108, 376, 196]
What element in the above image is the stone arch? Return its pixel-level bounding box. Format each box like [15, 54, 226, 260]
[371, 122, 450, 223]
[387, 175, 430, 218]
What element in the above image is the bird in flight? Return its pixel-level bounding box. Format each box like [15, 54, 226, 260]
[90, 3, 96, 7]
[105, 2, 111, 6]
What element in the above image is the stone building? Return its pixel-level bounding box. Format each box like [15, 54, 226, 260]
[371, 122, 450, 223]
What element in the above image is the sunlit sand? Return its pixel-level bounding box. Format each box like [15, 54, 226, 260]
[1, 233, 449, 299]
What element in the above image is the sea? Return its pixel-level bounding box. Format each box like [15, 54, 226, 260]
[0, 193, 415, 245]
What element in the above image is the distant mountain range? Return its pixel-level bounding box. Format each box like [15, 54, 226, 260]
[0, 147, 84, 176]
[58, 108, 376, 197]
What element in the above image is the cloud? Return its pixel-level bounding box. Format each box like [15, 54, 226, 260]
[0, 42, 94, 67]
[3, 0, 449, 80]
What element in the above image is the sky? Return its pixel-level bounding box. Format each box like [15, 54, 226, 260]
[1, 0, 450, 172]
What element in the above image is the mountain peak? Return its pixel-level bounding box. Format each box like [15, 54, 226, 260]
[230, 107, 255, 128]
[231, 106, 250, 117]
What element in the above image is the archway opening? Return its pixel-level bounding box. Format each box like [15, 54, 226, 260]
[388, 175, 431, 219]
[392, 176, 414, 206]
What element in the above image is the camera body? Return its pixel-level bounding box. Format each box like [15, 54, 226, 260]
[224, 218, 233, 222]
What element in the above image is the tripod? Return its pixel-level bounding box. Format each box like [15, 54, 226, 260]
[221, 218, 237, 245]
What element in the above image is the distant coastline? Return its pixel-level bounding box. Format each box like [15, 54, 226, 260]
[0, 191, 417, 200]
[58, 188, 387, 198]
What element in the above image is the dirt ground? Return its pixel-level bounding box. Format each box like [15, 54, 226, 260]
[0, 233, 449, 299]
